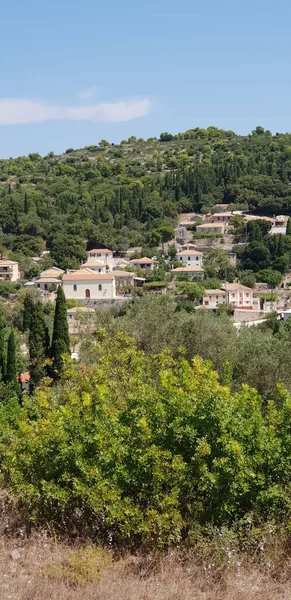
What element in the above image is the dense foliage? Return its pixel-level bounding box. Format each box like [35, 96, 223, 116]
[1, 331, 291, 549]
[2, 126, 291, 268]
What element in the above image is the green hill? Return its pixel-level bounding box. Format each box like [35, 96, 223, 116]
[1, 125, 291, 268]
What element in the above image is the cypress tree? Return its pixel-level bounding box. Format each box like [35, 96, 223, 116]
[287, 218, 291, 236]
[51, 286, 70, 376]
[6, 330, 17, 385]
[277, 234, 284, 257]
[24, 192, 29, 214]
[29, 302, 46, 391]
[23, 292, 34, 331]
[0, 311, 6, 382]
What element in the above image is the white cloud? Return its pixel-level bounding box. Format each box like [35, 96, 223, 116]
[79, 86, 99, 100]
[0, 98, 151, 126]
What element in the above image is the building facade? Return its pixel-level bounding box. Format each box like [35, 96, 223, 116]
[62, 269, 116, 300]
[129, 257, 154, 270]
[175, 250, 203, 268]
[0, 260, 20, 282]
[87, 249, 114, 271]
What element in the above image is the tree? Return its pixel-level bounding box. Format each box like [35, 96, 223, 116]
[51, 286, 70, 376]
[286, 218, 291, 236]
[158, 226, 174, 253]
[23, 292, 34, 331]
[0, 311, 6, 382]
[6, 330, 17, 385]
[256, 269, 282, 288]
[29, 302, 47, 390]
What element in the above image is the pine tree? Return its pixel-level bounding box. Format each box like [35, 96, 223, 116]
[6, 330, 17, 385]
[51, 286, 70, 376]
[0, 311, 6, 382]
[287, 218, 291, 236]
[29, 302, 46, 391]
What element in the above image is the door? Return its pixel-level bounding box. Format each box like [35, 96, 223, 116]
[85, 288, 90, 298]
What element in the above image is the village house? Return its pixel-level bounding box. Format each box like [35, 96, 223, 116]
[129, 257, 154, 270]
[171, 266, 205, 279]
[87, 249, 114, 271]
[203, 283, 254, 309]
[35, 277, 62, 291]
[113, 270, 135, 294]
[79, 260, 106, 274]
[202, 289, 227, 308]
[39, 267, 64, 279]
[62, 269, 116, 301]
[196, 223, 225, 235]
[175, 250, 203, 268]
[210, 212, 233, 226]
[67, 306, 96, 335]
[0, 260, 20, 282]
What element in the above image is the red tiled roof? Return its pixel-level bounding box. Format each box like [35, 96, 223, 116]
[19, 371, 30, 383]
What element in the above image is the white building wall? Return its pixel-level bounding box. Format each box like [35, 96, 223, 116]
[177, 254, 203, 268]
[63, 279, 116, 300]
[11, 263, 20, 282]
[87, 252, 114, 271]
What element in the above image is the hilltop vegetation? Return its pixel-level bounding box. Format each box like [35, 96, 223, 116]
[1, 126, 291, 268]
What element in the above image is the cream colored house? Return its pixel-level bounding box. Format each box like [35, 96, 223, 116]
[87, 249, 114, 271]
[129, 257, 154, 270]
[210, 212, 232, 226]
[203, 283, 254, 309]
[62, 269, 116, 300]
[0, 260, 20, 282]
[175, 250, 203, 268]
[67, 306, 95, 335]
[113, 270, 135, 294]
[196, 223, 225, 235]
[35, 277, 62, 291]
[171, 266, 205, 279]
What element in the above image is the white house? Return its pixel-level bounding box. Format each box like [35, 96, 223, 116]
[129, 257, 154, 270]
[0, 260, 20, 282]
[79, 260, 106, 274]
[62, 269, 116, 301]
[87, 249, 114, 271]
[175, 250, 203, 268]
[35, 277, 62, 291]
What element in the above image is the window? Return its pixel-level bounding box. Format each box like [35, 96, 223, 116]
[85, 289, 90, 298]
[73, 284, 77, 291]
[180, 257, 182, 261]
[98, 284, 102, 291]
[188, 257, 191, 261]
[196, 256, 199, 261]
[246, 293, 249, 298]
[232, 293, 235, 298]
[44, 284, 48, 290]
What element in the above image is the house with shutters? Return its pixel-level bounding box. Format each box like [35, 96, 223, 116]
[175, 250, 203, 268]
[62, 269, 116, 301]
[86, 249, 114, 271]
[203, 282, 254, 309]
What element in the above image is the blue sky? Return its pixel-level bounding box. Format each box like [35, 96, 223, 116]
[0, 0, 290, 157]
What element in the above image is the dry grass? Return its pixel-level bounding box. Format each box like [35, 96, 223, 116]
[0, 533, 291, 600]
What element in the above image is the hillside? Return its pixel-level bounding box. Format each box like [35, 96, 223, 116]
[1, 126, 291, 269]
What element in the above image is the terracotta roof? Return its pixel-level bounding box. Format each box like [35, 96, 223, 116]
[39, 267, 64, 278]
[129, 257, 154, 264]
[223, 283, 253, 292]
[171, 266, 205, 273]
[19, 371, 30, 383]
[212, 212, 232, 217]
[80, 260, 105, 268]
[63, 269, 114, 281]
[176, 250, 203, 256]
[35, 277, 61, 283]
[204, 289, 226, 295]
[67, 307, 95, 314]
[196, 222, 225, 228]
[0, 260, 18, 266]
[87, 249, 112, 254]
[113, 270, 135, 277]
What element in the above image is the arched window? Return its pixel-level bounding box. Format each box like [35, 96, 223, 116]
[98, 284, 102, 291]
[73, 284, 77, 291]
[85, 288, 90, 298]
